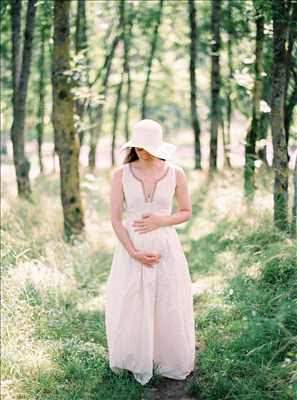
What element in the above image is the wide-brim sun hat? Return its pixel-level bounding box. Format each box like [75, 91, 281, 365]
[119, 119, 176, 160]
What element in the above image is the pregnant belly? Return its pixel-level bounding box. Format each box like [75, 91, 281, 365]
[125, 219, 176, 255]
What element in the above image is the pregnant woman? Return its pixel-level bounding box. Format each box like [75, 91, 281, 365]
[104, 119, 196, 385]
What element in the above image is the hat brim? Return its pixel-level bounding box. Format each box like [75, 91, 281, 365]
[119, 141, 176, 160]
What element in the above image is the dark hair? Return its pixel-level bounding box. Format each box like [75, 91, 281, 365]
[122, 147, 165, 164]
[122, 147, 139, 164]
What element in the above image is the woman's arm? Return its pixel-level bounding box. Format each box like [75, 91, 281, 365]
[158, 165, 192, 227]
[110, 166, 137, 256]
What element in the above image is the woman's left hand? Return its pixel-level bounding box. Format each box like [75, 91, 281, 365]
[132, 213, 164, 234]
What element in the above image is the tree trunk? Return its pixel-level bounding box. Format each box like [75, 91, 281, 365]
[10, 0, 37, 198]
[111, 0, 125, 167]
[52, 0, 85, 240]
[284, 68, 297, 150]
[209, 0, 221, 173]
[225, 1, 233, 168]
[188, 0, 201, 170]
[257, 74, 271, 164]
[292, 154, 297, 236]
[284, 1, 297, 159]
[141, 0, 164, 119]
[111, 69, 125, 167]
[271, 0, 289, 232]
[36, 12, 46, 175]
[244, 5, 264, 199]
[88, 35, 120, 170]
[75, 0, 88, 147]
[123, 5, 134, 141]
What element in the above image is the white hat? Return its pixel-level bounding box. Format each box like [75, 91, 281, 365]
[119, 119, 176, 160]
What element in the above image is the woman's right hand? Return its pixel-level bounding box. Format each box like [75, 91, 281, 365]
[130, 250, 161, 268]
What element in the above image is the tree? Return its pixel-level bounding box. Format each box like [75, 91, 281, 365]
[244, 2, 264, 199]
[111, 0, 126, 167]
[75, 0, 88, 147]
[141, 0, 164, 119]
[36, 0, 52, 175]
[224, 0, 234, 168]
[284, 1, 297, 159]
[52, 0, 85, 239]
[88, 34, 120, 170]
[292, 155, 297, 236]
[271, 0, 289, 232]
[10, 0, 37, 198]
[188, 0, 202, 170]
[123, 2, 134, 141]
[209, 0, 221, 173]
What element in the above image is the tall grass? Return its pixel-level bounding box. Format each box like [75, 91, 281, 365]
[1, 166, 296, 399]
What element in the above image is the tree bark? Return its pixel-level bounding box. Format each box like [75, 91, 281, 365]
[111, 0, 125, 167]
[284, 68, 297, 149]
[52, 0, 85, 239]
[141, 0, 164, 119]
[123, 5, 134, 141]
[225, 1, 233, 168]
[111, 69, 125, 167]
[188, 0, 201, 170]
[10, 0, 37, 198]
[292, 154, 297, 236]
[271, 0, 289, 232]
[36, 10, 46, 175]
[284, 1, 297, 158]
[209, 0, 221, 173]
[75, 0, 88, 147]
[258, 74, 271, 164]
[88, 34, 120, 170]
[244, 5, 264, 199]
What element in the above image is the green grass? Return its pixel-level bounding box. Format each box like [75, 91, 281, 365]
[1, 166, 296, 399]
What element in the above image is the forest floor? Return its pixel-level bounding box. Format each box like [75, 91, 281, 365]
[1, 155, 296, 400]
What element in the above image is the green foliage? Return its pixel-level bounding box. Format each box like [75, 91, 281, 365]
[189, 215, 297, 400]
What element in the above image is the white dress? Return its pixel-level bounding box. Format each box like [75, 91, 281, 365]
[104, 161, 196, 385]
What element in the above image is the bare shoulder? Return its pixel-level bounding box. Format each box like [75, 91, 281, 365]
[171, 163, 187, 181]
[111, 164, 126, 181]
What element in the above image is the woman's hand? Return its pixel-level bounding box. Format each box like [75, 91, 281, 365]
[130, 249, 161, 268]
[132, 213, 164, 234]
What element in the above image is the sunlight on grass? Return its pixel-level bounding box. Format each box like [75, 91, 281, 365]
[1, 163, 296, 399]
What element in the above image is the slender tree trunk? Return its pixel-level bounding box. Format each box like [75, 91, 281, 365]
[36, 15, 46, 175]
[292, 154, 297, 236]
[10, 0, 37, 198]
[188, 0, 201, 170]
[244, 6, 264, 199]
[225, 2, 233, 168]
[209, 0, 221, 173]
[111, 0, 125, 167]
[75, 0, 88, 147]
[271, 0, 289, 232]
[258, 74, 271, 164]
[221, 117, 231, 168]
[284, 68, 297, 148]
[141, 0, 164, 119]
[284, 1, 297, 159]
[123, 7, 134, 141]
[52, 0, 85, 240]
[88, 35, 120, 170]
[111, 68, 125, 166]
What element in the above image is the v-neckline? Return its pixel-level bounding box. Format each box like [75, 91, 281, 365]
[129, 162, 170, 203]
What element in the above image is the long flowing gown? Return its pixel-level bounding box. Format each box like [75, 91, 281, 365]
[104, 161, 196, 385]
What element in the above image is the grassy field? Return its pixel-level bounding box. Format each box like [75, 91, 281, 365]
[1, 164, 296, 400]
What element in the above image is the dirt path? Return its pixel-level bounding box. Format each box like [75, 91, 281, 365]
[145, 378, 198, 400]
[140, 337, 202, 400]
